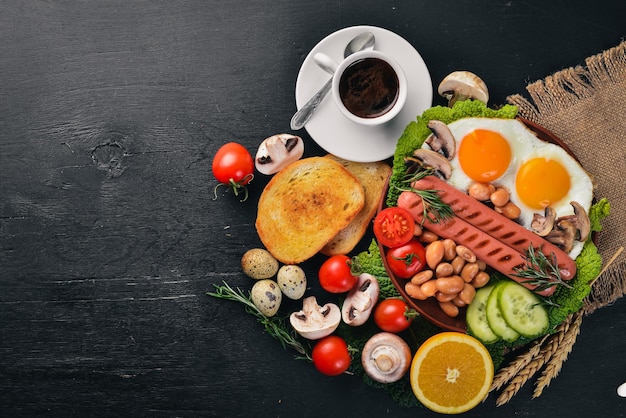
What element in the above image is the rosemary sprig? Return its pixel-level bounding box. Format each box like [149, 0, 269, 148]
[394, 166, 455, 225]
[512, 246, 573, 293]
[207, 281, 312, 361]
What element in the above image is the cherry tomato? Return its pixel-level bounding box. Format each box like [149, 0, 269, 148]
[374, 298, 417, 333]
[385, 239, 426, 279]
[318, 255, 358, 293]
[373, 207, 415, 248]
[212, 142, 254, 200]
[311, 335, 351, 376]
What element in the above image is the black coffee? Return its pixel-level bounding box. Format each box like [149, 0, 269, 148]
[338, 57, 399, 119]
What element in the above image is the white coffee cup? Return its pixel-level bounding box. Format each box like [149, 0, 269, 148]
[331, 50, 407, 126]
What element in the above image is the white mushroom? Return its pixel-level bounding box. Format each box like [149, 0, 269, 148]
[255, 133, 304, 175]
[438, 71, 489, 107]
[289, 296, 341, 340]
[341, 273, 380, 326]
[361, 332, 412, 383]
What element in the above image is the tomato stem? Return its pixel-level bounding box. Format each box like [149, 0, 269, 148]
[213, 173, 254, 202]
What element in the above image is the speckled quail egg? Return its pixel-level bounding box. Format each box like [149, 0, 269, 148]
[276, 265, 307, 300]
[251, 279, 282, 317]
[241, 248, 279, 280]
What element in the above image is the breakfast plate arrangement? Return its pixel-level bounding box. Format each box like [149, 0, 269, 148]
[208, 26, 612, 414]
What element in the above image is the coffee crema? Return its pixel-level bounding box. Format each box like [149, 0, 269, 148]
[338, 57, 400, 119]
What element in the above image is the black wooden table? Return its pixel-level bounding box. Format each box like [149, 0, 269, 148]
[1, 1, 624, 417]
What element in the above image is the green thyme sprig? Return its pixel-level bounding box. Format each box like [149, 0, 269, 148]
[207, 281, 312, 361]
[393, 166, 455, 225]
[512, 246, 573, 294]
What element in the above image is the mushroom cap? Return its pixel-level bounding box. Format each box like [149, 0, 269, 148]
[289, 296, 341, 340]
[341, 273, 380, 326]
[425, 119, 456, 160]
[438, 71, 489, 106]
[411, 148, 452, 179]
[566, 201, 591, 242]
[255, 133, 304, 175]
[361, 332, 412, 383]
[546, 219, 577, 254]
[530, 206, 557, 236]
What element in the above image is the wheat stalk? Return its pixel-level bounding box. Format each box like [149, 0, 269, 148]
[533, 310, 583, 398]
[490, 335, 547, 392]
[494, 313, 575, 406]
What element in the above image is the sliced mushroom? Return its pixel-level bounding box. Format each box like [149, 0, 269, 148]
[361, 332, 412, 383]
[557, 201, 591, 242]
[545, 219, 577, 254]
[425, 120, 456, 160]
[341, 273, 380, 326]
[438, 71, 489, 107]
[289, 296, 341, 340]
[407, 149, 452, 179]
[530, 207, 557, 236]
[255, 133, 304, 175]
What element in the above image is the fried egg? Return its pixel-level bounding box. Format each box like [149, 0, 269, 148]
[425, 117, 594, 258]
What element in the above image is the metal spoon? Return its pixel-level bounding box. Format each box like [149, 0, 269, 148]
[290, 32, 375, 130]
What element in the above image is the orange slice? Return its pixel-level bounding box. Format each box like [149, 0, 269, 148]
[410, 332, 494, 414]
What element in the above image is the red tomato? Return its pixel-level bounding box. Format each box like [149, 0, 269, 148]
[212, 142, 254, 200]
[385, 239, 426, 279]
[373, 207, 415, 248]
[318, 255, 358, 293]
[374, 298, 416, 333]
[311, 335, 351, 376]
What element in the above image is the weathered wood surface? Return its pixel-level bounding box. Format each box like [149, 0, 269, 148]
[1, 1, 625, 416]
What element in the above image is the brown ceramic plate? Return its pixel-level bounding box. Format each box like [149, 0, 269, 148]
[378, 118, 583, 333]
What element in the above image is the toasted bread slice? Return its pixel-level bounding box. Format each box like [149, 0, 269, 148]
[321, 155, 391, 256]
[256, 156, 365, 264]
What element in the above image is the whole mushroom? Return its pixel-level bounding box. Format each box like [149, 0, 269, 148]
[361, 332, 412, 383]
[341, 273, 380, 326]
[255, 133, 304, 175]
[289, 296, 341, 340]
[438, 71, 489, 107]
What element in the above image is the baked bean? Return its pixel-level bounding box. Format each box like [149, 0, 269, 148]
[418, 230, 439, 243]
[435, 262, 454, 278]
[425, 240, 445, 269]
[471, 271, 491, 288]
[420, 280, 438, 298]
[411, 270, 433, 285]
[468, 182, 495, 201]
[405, 282, 427, 300]
[439, 301, 460, 317]
[477, 260, 487, 271]
[451, 256, 466, 275]
[490, 187, 510, 207]
[413, 222, 423, 237]
[497, 201, 522, 220]
[461, 262, 479, 283]
[456, 245, 477, 263]
[442, 238, 457, 261]
[452, 295, 467, 308]
[435, 291, 457, 302]
[436, 275, 465, 294]
[458, 283, 477, 305]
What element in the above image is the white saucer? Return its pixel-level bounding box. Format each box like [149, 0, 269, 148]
[295, 25, 433, 162]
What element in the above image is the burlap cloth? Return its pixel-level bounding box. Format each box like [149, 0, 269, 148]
[507, 41, 626, 313]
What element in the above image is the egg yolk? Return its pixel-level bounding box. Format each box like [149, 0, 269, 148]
[458, 129, 512, 183]
[515, 158, 570, 209]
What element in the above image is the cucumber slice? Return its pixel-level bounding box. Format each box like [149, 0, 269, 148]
[498, 281, 549, 339]
[485, 282, 520, 342]
[466, 285, 500, 344]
